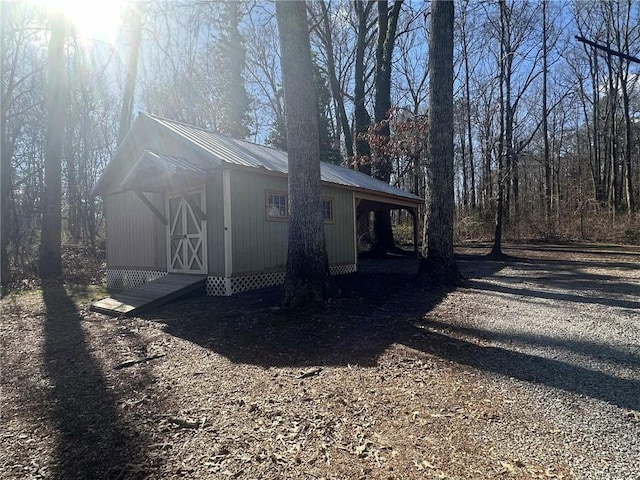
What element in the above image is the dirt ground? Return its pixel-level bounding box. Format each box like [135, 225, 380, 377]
[1, 243, 639, 479]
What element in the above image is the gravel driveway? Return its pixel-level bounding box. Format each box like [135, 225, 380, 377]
[437, 244, 640, 479]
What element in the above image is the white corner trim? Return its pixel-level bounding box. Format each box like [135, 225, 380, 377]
[223, 169, 233, 279]
[353, 191, 358, 269]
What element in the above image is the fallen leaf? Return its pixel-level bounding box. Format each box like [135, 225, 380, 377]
[298, 367, 323, 379]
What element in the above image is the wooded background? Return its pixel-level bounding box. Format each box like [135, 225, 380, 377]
[1, 0, 639, 292]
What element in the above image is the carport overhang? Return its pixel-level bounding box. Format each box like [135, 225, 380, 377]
[353, 190, 423, 256]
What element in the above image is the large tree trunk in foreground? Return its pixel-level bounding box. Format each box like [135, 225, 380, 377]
[39, 13, 66, 280]
[276, 1, 331, 308]
[419, 0, 460, 282]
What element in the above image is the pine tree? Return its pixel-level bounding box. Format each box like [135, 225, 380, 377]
[266, 56, 341, 166]
[212, 1, 251, 139]
[312, 56, 341, 165]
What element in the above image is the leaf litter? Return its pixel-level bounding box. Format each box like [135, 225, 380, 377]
[2, 245, 639, 478]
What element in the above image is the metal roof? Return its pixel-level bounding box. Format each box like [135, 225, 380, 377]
[146, 151, 209, 175]
[120, 151, 211, 192]
[94, 112, 422, 204]
[146, 114, 423, 204]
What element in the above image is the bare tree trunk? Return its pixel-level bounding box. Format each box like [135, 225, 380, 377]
[461, 0, 476, 210]
[491, 0, 507, 258]
[591, 49, 605, 204]
[373, 0, 401, 134]
[0, 113, 10, 295]
[65, 138, 81, 243]
[613, 0, 634, 213]
[276, 1, 332, 308]
[39, 13, 66, 280]
[372, 0, 402, 253]
[419, 0, 459, 282]
[460, 125, 469, 210]
[353, 0, 374, 162]
[542, 0, 552, 233]
[605, 51, 620, 210]
[118, 2, 143, 143]
[502, 0, 514, 226]
[317, 1, 354, 158]
[353, 1, 375, 243]
[0, 10, 12, 294]
[481, 114, 493, 210]
[621, 73, 633, 213]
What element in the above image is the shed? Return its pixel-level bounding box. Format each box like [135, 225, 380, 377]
[92, 113, 422, 296]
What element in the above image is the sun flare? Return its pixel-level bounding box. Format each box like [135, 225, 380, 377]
[39, 0, 128, 44]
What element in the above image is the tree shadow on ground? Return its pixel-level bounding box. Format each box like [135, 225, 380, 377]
[401, 322, 639, 411]
[155, 272, 442, 368]
[467, 278, 640, 310]
[504, 242, 640, 258]
[419, 317, 640, 370]
[461, 253, 640, 310]
[42, 282, 146, 480]
[155, 250, 639, 412]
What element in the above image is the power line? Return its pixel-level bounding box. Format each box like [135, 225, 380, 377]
[575, 35, 640, 64]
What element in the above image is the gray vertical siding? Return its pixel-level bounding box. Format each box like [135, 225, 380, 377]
[206, 175, 225, 275]
[105, 191, 166, 269]
[228, 169, 355, 274]
[230, 170, 289, 274]
[323, 187, 356, 265]
[105, 170, 356, 274]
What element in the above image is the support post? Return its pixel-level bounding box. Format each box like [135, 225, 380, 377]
[353, 193, 359, 270]
[223, 169, 233, 296]
[411, 208, 420, 257]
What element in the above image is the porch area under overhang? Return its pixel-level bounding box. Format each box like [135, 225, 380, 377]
[353, 191, 422, 256]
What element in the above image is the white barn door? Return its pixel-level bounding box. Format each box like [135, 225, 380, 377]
[166, 188, 207, 274]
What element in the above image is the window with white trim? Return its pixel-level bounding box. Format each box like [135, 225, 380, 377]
[266, 191, 288, 219]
